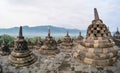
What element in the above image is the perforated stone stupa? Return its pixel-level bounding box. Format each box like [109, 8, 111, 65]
[59, 32, 73, 49]
[114, 27, 120, 38]
[9, 26, 37, 67]
[0, 40, 10, 56]
[73, 8, 118, 67]
[75, 32, 83, 44]
[34, 37, 43, 49]
[39, 29, 59, 55]
[113, 27, 120, 47]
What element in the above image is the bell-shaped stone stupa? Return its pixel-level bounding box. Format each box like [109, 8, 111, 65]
[73, 8, 118, 67]
[39, 29, 59, 55]
[9, 26, 37, 67]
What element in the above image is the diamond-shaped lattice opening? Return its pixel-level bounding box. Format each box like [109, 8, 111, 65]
[91, 30, 93, 33]
[94, 27, 97, 30]
[97, 24, 99, 27]
[106, 33, 108, 36]
[92, 25, 94, 27]
[101, 33, 104, 37]
[97, 30, 100, 33]
[88, 33, 90, 36]
[94, 34, 97, 37]
[104, 30, 106, 33]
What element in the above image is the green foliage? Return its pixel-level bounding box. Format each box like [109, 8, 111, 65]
[57, 39, 62, 44]
[0, 34, 75, 47]
[0, 34, 15, 47]
[25, 38, 34, 45]
[32, 36, 43, 45]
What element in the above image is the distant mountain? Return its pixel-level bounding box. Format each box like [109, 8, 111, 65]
[0, 25, 115, 38]
[0, 25, 86, 37]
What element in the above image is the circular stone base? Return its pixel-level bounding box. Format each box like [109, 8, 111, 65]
[8, 51, 37, 67]
[72, 44, 118, 67]
[71, 53, 120, 73]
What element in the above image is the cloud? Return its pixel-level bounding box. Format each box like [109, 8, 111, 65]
[0, 0, 119, 31]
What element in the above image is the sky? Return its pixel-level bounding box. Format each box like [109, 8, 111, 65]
[0, 0, 120, 31]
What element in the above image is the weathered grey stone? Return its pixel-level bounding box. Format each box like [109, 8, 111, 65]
[73, 8, 118, 67]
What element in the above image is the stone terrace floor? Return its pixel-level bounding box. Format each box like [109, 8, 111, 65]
[0, 45, 120, 73]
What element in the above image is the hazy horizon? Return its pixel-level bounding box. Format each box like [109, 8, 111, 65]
[0, 25, 115, 38]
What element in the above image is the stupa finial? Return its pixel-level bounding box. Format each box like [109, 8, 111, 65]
[94, 8, 99, 20]
[48, 28, 51, 37]
[67, 31, 69, 36]
[18, 26, 24, 39]
[117, 27, 119, 32]
[79, 31, 81, 36]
